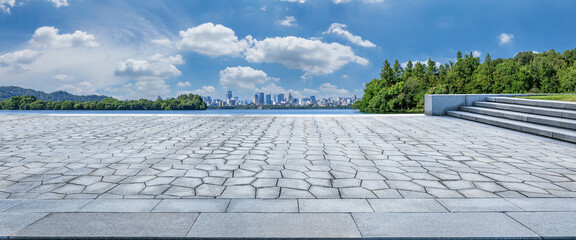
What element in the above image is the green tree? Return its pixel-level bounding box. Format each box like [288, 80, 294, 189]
[404, 60, 413, 77]
[0, 94, 207, 111]
[380, 60, 395, 87]
[358, 48, 576, 113]
[539, 60, 559, 93]
[560, 66, 576, 93]
[29, 100, 45, 110]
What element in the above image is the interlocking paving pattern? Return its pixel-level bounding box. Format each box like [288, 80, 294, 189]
[1, 114, 576, 199]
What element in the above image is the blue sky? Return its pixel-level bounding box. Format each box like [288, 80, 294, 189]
[1, 0, 575, 100]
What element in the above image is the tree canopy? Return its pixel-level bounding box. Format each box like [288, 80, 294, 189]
[354, 49, 576, 113]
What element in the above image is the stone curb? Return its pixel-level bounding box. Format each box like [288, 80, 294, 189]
[0, 198, 575, 239]
[3, 198, 576, 213]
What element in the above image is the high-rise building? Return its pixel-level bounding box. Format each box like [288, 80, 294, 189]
[202, 96, 212, 104]
[309, 96, 316, 103]
[265, 94, 272, 105]
[225, 90, 234, 105]
[226, 90, 233, 101]
[256, 92, 264, 104]
[288, 92, 293, 103]
[277, 93, 285, 103]
[253, 94, 259, 104]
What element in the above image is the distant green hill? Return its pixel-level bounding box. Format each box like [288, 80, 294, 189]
[0, 86, 110, 102]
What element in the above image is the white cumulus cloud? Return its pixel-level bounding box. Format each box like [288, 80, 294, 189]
[334, 0, 383, 3]
[176, 23, 369, 77]
[30, 26, 99, 48]
[0, 0, 15, 14]
[189, 85, 216, 96]
[498, 33, 514, 45]
[179, 22, 249, 57]
[324, 23, 376, 48]
[219, 66, 274, 91]
[280, 16, 297, 27]
[177, 81, 191, 87]
[317, 82, 350, 96]
[115, 54, 184, 80]
[472, 50, 482, 58]
[49, 0, 68, 7]
[280, 0, 306, 3]
[256, 83, 290, 94]
[245, 36, 368, 75]
[106, 80, 171, 100]
[1, 0, 68, 14]
[59, 81, 96, 95]
[151, 38, 172, 47]
[0, 49, 40, 67]
[53, 74, 75, 82]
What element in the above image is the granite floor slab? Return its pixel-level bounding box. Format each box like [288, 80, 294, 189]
[299, 199, 373, 212]
[507, 212, 576, 237]
[368, 199, 448, 212]
[352, 212, 540, 238]
[506, 198, 576, 211]
[0, 200, 24, 212]
[6, 199, 92, 213]
[438, 198, 522, 212]
[227, 199, 298, 212]
[152, 199, 230, 212]
[78, 199, 160, 212]
[187, 213, 362, 238]
[0, 213, 48, 236]
[0, 198, 574, 239]
[13, 213, 199, 237]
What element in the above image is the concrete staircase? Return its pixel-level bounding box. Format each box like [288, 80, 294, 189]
[447, 97, 576, 144]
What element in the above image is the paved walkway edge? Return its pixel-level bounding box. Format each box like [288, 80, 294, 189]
[1, 198, 575, 239]
[1, 237, 560, 240]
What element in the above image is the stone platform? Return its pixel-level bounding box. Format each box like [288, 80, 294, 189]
[1, 114, 576, 239]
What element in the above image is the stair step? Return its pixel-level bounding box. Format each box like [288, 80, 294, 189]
[446, 111, 576, 144]
[474, 101, 576, 120]
[460, 106, 576, 131]
[487, 97, 576, 110]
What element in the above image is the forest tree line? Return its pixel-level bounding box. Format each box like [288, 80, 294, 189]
[0, 94, 207, 110]
[354, 49, 576, 113]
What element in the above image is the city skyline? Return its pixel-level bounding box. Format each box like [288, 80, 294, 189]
[202, 89, 357, 107]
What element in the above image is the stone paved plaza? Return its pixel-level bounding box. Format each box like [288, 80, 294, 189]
[1, 114, 576, 200]
[2, 113, 576, 239]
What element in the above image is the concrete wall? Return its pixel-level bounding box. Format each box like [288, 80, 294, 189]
[424, 94, 536, 116]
